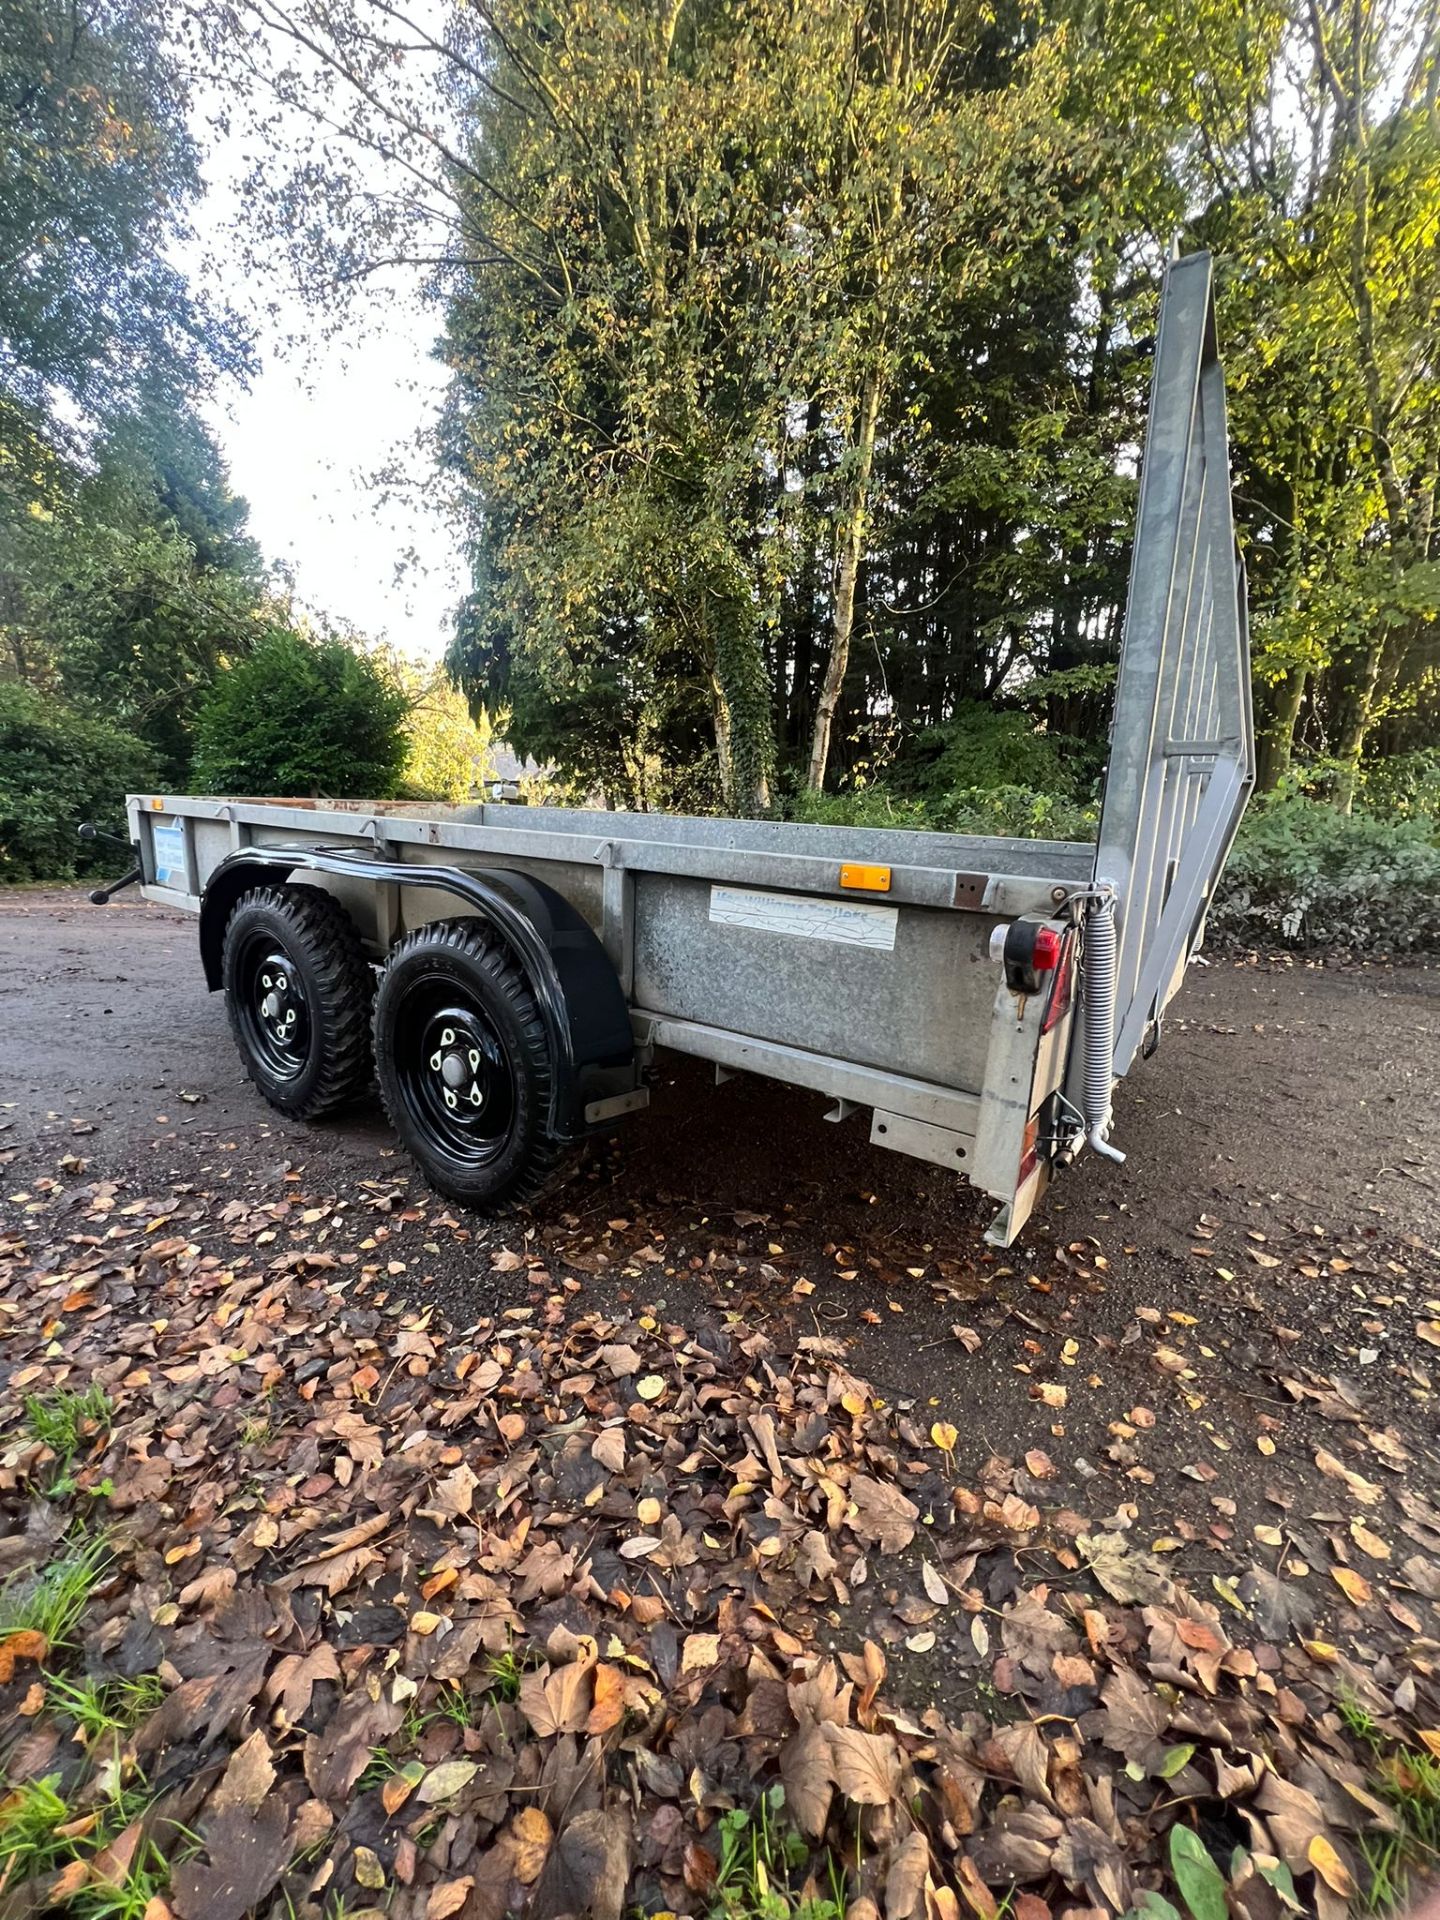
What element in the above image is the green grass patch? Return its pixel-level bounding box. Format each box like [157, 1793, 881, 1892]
[47, 1673, 165, 1743]
[0, 1771, 181, 1920]
[23, 1385, 112, 1463]
[22, 1385, 113, 1497]
[482, 1647, 527, 1703]
[710, 1786, 847, 1920]
[0, 1537, 111, 1649]
[1338, 1696, 1440, 1911]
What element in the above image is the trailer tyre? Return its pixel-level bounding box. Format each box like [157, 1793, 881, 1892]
[221, 885, 373, 1119]
[372, 919, 577, 1211]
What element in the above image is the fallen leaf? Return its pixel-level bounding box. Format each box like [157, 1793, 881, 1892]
[512, 1807, 553, 1883]
[170, 1802, 291, 1920]
[0, 1629, 47, 1682]
[1330, 1566, 1372, 1608]
[1169, 1823, 1226, 1920]
[530, 1808, 631, 1920]
[780, 1725, 833, 1838]
[1306, 1835, 1355, 1899]
[210, 1731, 275, 1813]
[849, 1476, 920, 1554]
[825, 1725, 902, 1804]
[427, 1880, 475, 1920]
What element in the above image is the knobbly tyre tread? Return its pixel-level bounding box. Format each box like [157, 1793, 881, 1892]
[222, 884, 374, 1119]
[371, 917, 581, 1213]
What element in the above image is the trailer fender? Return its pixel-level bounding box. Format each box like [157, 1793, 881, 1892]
[197, 848, 635, 1138]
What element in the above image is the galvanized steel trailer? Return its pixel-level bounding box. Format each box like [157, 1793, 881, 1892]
[117, 252, 1253, 1246]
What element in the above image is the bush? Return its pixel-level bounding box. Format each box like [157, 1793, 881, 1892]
[1210, 790, 1440, 951]
[893, 704, 1083, 804]
[784, 779, 1097, 842]
[928, 784, 1098, 842]
[192, 630, 410, 799]
[0, 683, 159, 881]
[784, 786, 933, 831]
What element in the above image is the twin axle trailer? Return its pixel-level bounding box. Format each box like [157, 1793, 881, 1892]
[115, 253, 1254, 1247]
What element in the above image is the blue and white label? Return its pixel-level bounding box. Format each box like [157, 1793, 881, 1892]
[709, 884, 897, 951]
[152, 821, 188, 890]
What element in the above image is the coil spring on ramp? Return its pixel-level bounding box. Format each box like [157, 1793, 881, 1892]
[1082, 892, 1126, 1164]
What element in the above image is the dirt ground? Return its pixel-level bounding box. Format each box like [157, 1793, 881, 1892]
[3, 887, 1439, 1711]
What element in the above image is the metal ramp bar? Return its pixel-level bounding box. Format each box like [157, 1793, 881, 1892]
[1094, 250, 1254, 1077]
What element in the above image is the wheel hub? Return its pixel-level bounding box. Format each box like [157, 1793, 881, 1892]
[427, 1024, 489, 1111]
[233, 939, 311, 1081]
[258, 968, 300, 1041]
[389, 998, 514, 1164]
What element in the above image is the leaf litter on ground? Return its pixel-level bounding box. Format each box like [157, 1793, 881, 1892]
[0, 1168, 1437, 1920]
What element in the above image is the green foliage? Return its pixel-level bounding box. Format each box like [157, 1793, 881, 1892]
[1355, 750, 1440, 824]
[23, 1384, 111, 1469]
[710, 1786, 846, 1920]
[437, 0, 1073, 810]
[0, 1, 245, 425]
[0, 1771, 178, 1920]
[786, 779, 1097, 843]
[0, 2, 266, 826]
[1209, 788, 1440, 952]
[0, 1538, 111, 1647]
[4, 407, 271, 780]
[48, 1673, 164, 1741]
[381, 652, 493, 802]
[192, 630, 411, 800]
[1167, 1825, 1228, 1920]
[1335, 1697, 1440, 1913]
[895, 706, 1081, 804]
[0, 682, 158, 881]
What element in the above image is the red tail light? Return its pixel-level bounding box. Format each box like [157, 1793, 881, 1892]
[1031, 926, 1063, 971]
[1041, 929, 1076, 1034]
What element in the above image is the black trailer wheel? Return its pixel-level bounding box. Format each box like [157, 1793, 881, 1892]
[372, 919, 577, 1210]
[222, 885, 373, 1119]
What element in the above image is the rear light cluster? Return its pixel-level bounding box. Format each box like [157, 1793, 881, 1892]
[1031, 926, 1063, 971]
[994, 917, 1069, 997]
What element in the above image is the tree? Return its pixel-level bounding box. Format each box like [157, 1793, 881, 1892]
[0, 680, 158, 878]
[0, 0, 267, 797]
[4, 402, 272, 778]
[192, 630, 411, 798]
[1172, 0, 1440, 797]
[0, 1, 245, 428]
[200, 0, 1440, 820]
[382, 650, 494, 801]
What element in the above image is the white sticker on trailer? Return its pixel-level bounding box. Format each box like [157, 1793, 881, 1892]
[152, 821, 187, 889]
[709, 884, 897, 950]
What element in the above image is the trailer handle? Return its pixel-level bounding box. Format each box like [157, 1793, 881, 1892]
[78, 823, 143, 906]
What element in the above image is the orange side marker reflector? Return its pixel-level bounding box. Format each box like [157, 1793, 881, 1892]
[840, 863, 891, 892]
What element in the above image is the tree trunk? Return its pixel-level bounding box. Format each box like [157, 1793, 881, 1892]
[708, 592, 773, 817]
[1333, 634, 1387, 812]
[807, 365, 882, 792]
[711, 672, 733, 799]
[1256, 666, 1307, 791]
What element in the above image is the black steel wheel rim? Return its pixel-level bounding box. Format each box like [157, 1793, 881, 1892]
[390, 974, 517, 1167]
[234, 933, 312, 1080]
